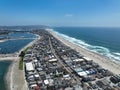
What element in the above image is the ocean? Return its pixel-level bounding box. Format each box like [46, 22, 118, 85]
[52, 27, 120, 63]
[0, 32, 36, 90]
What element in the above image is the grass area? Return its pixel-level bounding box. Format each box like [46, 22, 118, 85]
[19, 57, 24, 70]
[23, 47, 29, 53]
[19, 47, 29, 70]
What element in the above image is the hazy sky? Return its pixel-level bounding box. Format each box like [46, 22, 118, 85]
[0, 0, 120, 27]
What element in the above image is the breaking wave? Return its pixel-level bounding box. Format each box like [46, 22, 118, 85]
[50, 29, 120, 63]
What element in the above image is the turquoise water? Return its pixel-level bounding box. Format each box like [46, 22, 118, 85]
[0, 32, 36, 90]
[0, 61, 11, 90]
[52, 27, 120, 63]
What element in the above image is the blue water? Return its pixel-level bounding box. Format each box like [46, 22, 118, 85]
[0, 32, 36, 54]
[0, 32, 36, 90]
[8, 32, 36, 39]
[0, 39, 34, 54]
[52, 27, 120, 63]
[0, 61, 11, 90]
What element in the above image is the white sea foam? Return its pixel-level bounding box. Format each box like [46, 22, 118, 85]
[50, 29, 120, 63]
[114, 52, 120, 56]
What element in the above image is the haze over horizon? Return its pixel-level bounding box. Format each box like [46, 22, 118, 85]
[0, 0, 120, 27]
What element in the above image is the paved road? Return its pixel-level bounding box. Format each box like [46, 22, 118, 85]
[48, 37, 82, 85]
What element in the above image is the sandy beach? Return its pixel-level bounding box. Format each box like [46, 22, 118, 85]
[49, 30, 120, 75]
[4, 34, 40, 90]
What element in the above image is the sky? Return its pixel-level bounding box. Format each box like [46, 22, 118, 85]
[0, 0, 120, 27]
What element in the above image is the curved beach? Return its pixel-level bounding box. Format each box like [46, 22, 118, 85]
[49, 30, 120, 75]
[4, 34, 40, 90]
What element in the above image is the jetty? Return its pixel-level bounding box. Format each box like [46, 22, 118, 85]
[0, 53, 18, 61]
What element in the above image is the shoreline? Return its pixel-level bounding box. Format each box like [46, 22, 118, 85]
[0, 60, 12, 90]
[0, 57, 18, 61]
[2, 30, 120, 90]
[5, 61, 13, 90]
[4, 33, 40, 90]
[49, 30, 120, 75]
